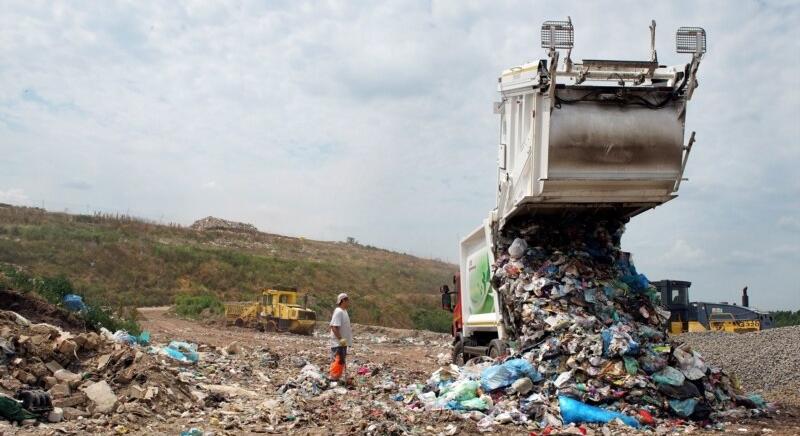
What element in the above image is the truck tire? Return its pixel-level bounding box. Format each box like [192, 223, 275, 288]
[234, 318, 244, 328]
[452, 339, 465, 366]
[488, 339, 508, 359]
[265, 320, 277, 332]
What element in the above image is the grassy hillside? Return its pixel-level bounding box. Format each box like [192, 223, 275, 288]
[0, 205, 456, 330]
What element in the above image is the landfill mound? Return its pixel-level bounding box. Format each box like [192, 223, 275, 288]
[0, 308, 204, 430]
[190, 216, 258, 233]
[396, 217, 771, 432]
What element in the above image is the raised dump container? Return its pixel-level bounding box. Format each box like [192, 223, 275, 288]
[494, 20, 705, 226]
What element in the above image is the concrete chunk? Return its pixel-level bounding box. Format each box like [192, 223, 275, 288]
[47, 407, 64, 423]
[45, 360, 65, 374]
[82, 380, 117, 413]
[53, 393, 87, 408]
[62, 407, 90, 420]
[96, 354, 113, 371]
[54, 369, 82, 383]
[49, 382, 71, 398]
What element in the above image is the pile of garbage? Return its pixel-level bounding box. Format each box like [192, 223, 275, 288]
[397, 217, 771, 432]
[190, 216, 259, 233]
[0, 309, 203, 429]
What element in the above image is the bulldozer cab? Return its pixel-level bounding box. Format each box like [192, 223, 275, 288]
[261, 289, 298, 306]
[653, 280, 692, 333]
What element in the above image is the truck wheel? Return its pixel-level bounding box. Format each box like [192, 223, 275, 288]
[265, 320, 277, 332]
[452, 339, 465, 366]
[488, 339, 508, 359]
[234, 318, 244, 328]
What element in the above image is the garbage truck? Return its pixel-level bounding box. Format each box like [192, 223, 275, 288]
[449, 19, 707, 364]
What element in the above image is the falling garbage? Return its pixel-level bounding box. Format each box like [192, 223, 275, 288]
[435, 216, 773, 428]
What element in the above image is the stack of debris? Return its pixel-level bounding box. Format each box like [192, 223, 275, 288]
[190, 216, 258, 233]
[398, 217, 770, 431]
[0, 310, 201, 429]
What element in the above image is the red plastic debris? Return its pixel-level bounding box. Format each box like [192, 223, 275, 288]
[637, 409, 656, 426]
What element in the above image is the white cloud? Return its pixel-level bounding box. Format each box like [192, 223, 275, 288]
[659, 239, 709, 269]
[778, 216, 800, 232]
[0, 188, 29, 205]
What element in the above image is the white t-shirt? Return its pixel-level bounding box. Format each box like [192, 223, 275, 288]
[329, 307, 353, 348]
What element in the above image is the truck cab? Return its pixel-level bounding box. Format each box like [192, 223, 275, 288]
[449, 20, 706, 363]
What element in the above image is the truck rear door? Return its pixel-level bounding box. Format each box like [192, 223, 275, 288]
[459, 217, 505, 340]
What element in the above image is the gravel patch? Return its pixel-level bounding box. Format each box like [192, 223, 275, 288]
[676, 326, 800, 404]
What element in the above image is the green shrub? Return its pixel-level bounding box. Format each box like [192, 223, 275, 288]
[772, 310, 800, 327]
[86, 305, 141, 335]
[0, 264, 34, 293]
[174, 293, 224, 319]
[36, 275, 74, 304]
[0, 263, 140, 334]
[410, 308, 452, 333]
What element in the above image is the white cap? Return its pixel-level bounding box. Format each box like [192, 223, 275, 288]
[336, 293, 349, 305]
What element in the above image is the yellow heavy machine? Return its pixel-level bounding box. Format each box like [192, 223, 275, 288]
[654, 281, 774, 334]
[224, 287, 316, 335]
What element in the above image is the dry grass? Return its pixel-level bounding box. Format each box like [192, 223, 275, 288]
[0, 205, 455, 329]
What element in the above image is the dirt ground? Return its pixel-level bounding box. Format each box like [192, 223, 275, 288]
[2, 307, 798, 435]
[138, 306, 449, 375]
[136, 308, 800, 436]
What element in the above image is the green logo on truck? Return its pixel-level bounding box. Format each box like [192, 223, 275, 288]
[468, 248, 494, 314]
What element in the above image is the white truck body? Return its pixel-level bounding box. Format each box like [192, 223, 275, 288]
[457, 21, 705, 354]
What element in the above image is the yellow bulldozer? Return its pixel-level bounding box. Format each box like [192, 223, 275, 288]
[224, 287, 316, 335]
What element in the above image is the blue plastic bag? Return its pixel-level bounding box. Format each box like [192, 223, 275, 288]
[137, 331, 151, 346]
[163, 347, 191, 362]
[480, 358, 541, 391]
[653, 366, 685, 386]
[167, 341, 199, 363]
[668, 398, 698, 417]
[63, 294, 87, 312]
[559, 396, 639, 428]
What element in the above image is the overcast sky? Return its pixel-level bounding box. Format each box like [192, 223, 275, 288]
[1, 1, 798, 310]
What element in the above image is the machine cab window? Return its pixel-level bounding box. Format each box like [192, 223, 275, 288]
[671, 288, 688, 305]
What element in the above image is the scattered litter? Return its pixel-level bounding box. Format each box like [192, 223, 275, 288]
[62, 294, 87, 313]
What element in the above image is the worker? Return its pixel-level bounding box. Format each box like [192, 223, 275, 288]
[440, 285, 452, 311]
[329, 293, 352, 382]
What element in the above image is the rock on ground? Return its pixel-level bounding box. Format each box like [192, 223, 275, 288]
[677, 326, 800, 405]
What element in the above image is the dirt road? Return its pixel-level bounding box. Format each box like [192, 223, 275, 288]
[138, 306, 450, 374]
[134, 307, 468, 435]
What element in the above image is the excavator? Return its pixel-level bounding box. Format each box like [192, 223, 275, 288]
[447, 19, 709, 362]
